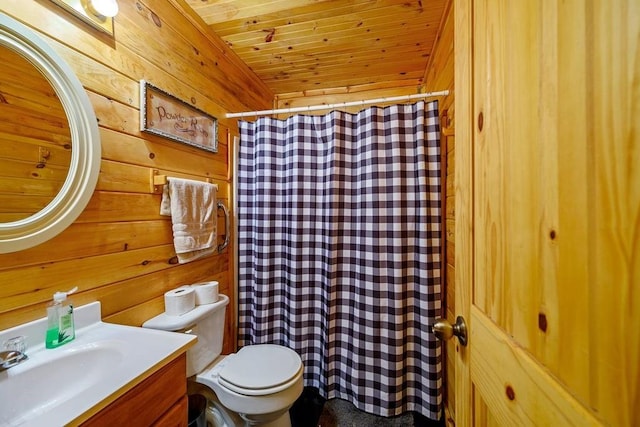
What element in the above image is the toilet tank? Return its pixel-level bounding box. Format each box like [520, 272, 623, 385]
[142, 294, 229, 377]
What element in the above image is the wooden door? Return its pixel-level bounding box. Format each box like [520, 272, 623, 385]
[453, 0, 639, 425]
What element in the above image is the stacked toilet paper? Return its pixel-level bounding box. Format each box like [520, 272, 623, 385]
[191, 281, 219, 305]
[164, 281, 219, 316]
[164, 286, 195, 316]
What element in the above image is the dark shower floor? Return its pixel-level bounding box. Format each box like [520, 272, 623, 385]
[290, 388, 445, 427]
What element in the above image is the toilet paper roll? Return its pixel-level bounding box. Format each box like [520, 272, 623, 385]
[164, 286, 196, 316]
[191, 281, 219, 305]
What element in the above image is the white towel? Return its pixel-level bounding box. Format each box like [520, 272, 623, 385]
[160, 177, 217, 264]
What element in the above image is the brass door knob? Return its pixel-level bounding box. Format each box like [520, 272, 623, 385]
[432, 316, 468, 346]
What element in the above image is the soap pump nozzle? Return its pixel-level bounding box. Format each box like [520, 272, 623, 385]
[53, 286, 77, 303]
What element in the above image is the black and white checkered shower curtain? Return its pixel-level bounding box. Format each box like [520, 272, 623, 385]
[237, 101, 442, 419]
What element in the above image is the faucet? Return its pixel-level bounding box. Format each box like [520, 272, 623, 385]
[0, 336, 28, 371]
[0, 350, 27, 371]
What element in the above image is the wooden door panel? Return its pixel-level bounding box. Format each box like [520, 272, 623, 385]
[470, 307, 598, 425]
[473, 0, 551, 377]
[472, 392, 501, 427]
[454, 0, 639, 425]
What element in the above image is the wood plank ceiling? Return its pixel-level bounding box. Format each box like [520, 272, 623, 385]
[184, 0, 449, 96]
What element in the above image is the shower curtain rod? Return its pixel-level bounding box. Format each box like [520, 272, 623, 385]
[225, 89, 450, 118]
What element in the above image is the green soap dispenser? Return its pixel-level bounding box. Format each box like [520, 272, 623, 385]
[45, 287, 77, 349]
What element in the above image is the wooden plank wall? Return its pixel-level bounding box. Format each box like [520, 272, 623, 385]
[274, 82, 420, 115]
[421, 1, 455, 425]
[0, 0, 272, 354]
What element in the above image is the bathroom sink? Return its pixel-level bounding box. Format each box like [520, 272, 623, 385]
[0, 341, 123, 425]
[0, 302, 195, 426]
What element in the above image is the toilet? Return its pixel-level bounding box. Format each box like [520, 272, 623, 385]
[142, 294, 304, 427]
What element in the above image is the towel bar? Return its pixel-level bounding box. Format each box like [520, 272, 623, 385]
[151, 171, 217, 193]
[217, 201, 230, 253]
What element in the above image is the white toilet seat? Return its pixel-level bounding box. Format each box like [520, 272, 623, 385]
[218, 364, 303, 396]
[214, 344, 303, 396]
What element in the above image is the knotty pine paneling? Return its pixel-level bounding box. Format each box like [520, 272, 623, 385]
[422, 1, 455, 425]
[0, 0, 272, 354]
[274, 81, 422, 116]
[193, 0, 448, 95]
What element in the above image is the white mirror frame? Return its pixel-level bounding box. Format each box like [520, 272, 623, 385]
[0, 14, 101, 253]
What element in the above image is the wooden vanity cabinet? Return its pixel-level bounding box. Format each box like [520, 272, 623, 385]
[80, 354, 188, 426]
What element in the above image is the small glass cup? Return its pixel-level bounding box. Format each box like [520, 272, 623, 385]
[3, 336, 27, 354]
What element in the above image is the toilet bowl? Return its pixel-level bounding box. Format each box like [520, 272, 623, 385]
[199, 345, 304, 426]
[143, 294, 303, 427]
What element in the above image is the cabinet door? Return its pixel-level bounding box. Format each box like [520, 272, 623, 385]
[152, 395, 188, 427]
[81, 355, 187, 426]
[454, 0, 639, 425]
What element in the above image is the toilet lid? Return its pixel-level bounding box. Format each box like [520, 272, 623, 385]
[218, 344, 302, 391]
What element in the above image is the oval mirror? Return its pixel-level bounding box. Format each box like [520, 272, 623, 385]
[0, 14, 101, 253]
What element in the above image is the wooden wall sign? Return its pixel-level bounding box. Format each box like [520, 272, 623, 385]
[140, 80, 218, 153]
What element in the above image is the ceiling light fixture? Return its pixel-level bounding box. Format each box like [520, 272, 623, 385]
[88, 0, 119, 18]
[50, 0, 117, 35]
